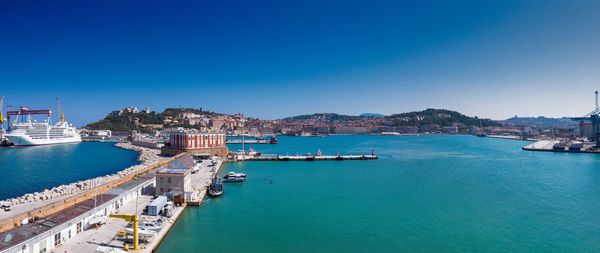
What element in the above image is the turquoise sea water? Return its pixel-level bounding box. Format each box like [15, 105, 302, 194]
[0, 142, 139, 200]
[159, 135, 600, 253]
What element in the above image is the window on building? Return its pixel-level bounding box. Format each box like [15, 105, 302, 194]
[54, 232, 61, 246]
[38, 239, 47, 253]
[68, 230, 72, 238]
[168, 177, 172, 183]
[76, 222, 82, 234]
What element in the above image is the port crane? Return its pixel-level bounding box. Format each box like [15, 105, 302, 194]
[0, 96, 5, 129]
[572, 91, 600, 147]
[56, 99, 65, 124]
[108, 213, 140, 250]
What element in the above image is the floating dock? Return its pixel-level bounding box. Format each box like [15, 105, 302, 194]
[226, 139, 273, 144]
[237, 154, 378, 161]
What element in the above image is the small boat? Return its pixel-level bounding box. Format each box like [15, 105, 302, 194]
[222, 173, 246, 183]
[224, 171, 247, 178]
[223, 177, 245, 183]
[124, 227, 157, 238]
[208, 178, 224, 197]
[140, 219, 164, 231]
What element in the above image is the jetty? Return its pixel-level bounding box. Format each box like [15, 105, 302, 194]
[226, 139, 273, 144]
[241, 154, 378, 161]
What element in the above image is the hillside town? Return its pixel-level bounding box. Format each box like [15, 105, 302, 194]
[81, 106, 591, 142]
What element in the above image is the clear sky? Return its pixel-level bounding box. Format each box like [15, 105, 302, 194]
[1, 0, 600, 126]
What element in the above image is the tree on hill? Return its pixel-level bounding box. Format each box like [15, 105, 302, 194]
[386, 108, 499, 127]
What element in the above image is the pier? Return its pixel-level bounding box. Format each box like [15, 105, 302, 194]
[226, 139, 273, 144]
[234, 154, 378, 161]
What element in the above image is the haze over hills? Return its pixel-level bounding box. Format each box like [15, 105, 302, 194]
[359, 113, 386, 118]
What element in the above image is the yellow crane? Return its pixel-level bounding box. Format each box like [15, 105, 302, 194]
[109, 213, 140, 250]
[56, 98, 65, 124]
[0, 96, 5, 125]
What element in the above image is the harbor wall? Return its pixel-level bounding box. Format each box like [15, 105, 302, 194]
[0, 144, 181, 233]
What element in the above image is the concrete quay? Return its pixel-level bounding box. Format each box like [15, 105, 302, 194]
[523, 140, 600, 154]
[57, 157, 225, 253]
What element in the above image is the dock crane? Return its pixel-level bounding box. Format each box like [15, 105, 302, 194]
[0, 96, 5, 128]
[572, 91, 600, 147]
[56, 98, 65, 124]
[109, 213, 140, 250]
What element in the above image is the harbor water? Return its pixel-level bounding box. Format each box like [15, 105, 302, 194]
[157, 135, 600, 253]
[0, 142, 139, 200]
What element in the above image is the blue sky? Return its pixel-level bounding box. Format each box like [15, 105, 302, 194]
[1, 0, 600, 126]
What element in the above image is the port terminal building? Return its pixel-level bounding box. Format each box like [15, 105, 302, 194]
[161, 130, 228, 157]
[155, 156, 194, 202]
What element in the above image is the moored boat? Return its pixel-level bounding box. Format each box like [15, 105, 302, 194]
[269, 137, 278, 144]
[222, 172, 246, 183]
[208, 178, 224, 197]
[224, 171, 247, 178]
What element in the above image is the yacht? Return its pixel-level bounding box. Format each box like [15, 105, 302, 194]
[223, 172, 246, 183]
[223, 171, 247, 178]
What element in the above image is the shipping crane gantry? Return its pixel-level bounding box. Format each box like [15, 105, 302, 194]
[572, 91, 600, 147]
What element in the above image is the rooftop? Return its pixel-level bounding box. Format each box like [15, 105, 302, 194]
[157, 168, 189, 175]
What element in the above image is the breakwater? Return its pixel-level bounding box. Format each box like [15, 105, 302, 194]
[0, 142, 174, 234]
[0, 143, 164, 208]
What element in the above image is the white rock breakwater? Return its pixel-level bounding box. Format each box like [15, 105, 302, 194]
[0, 142, 166, 207]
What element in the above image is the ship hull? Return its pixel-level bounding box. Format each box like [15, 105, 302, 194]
[4, 134, 82, 146]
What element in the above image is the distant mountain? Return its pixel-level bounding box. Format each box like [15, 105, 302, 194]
[283, 109, 499, 128]
[360, 113, 386, 117]
[282, 113, 362, 122]
[501, 116, 577, 128]
[386, 108, 500, 127]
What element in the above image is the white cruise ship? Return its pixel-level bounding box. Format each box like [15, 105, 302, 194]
[4, 106, 81, 146]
